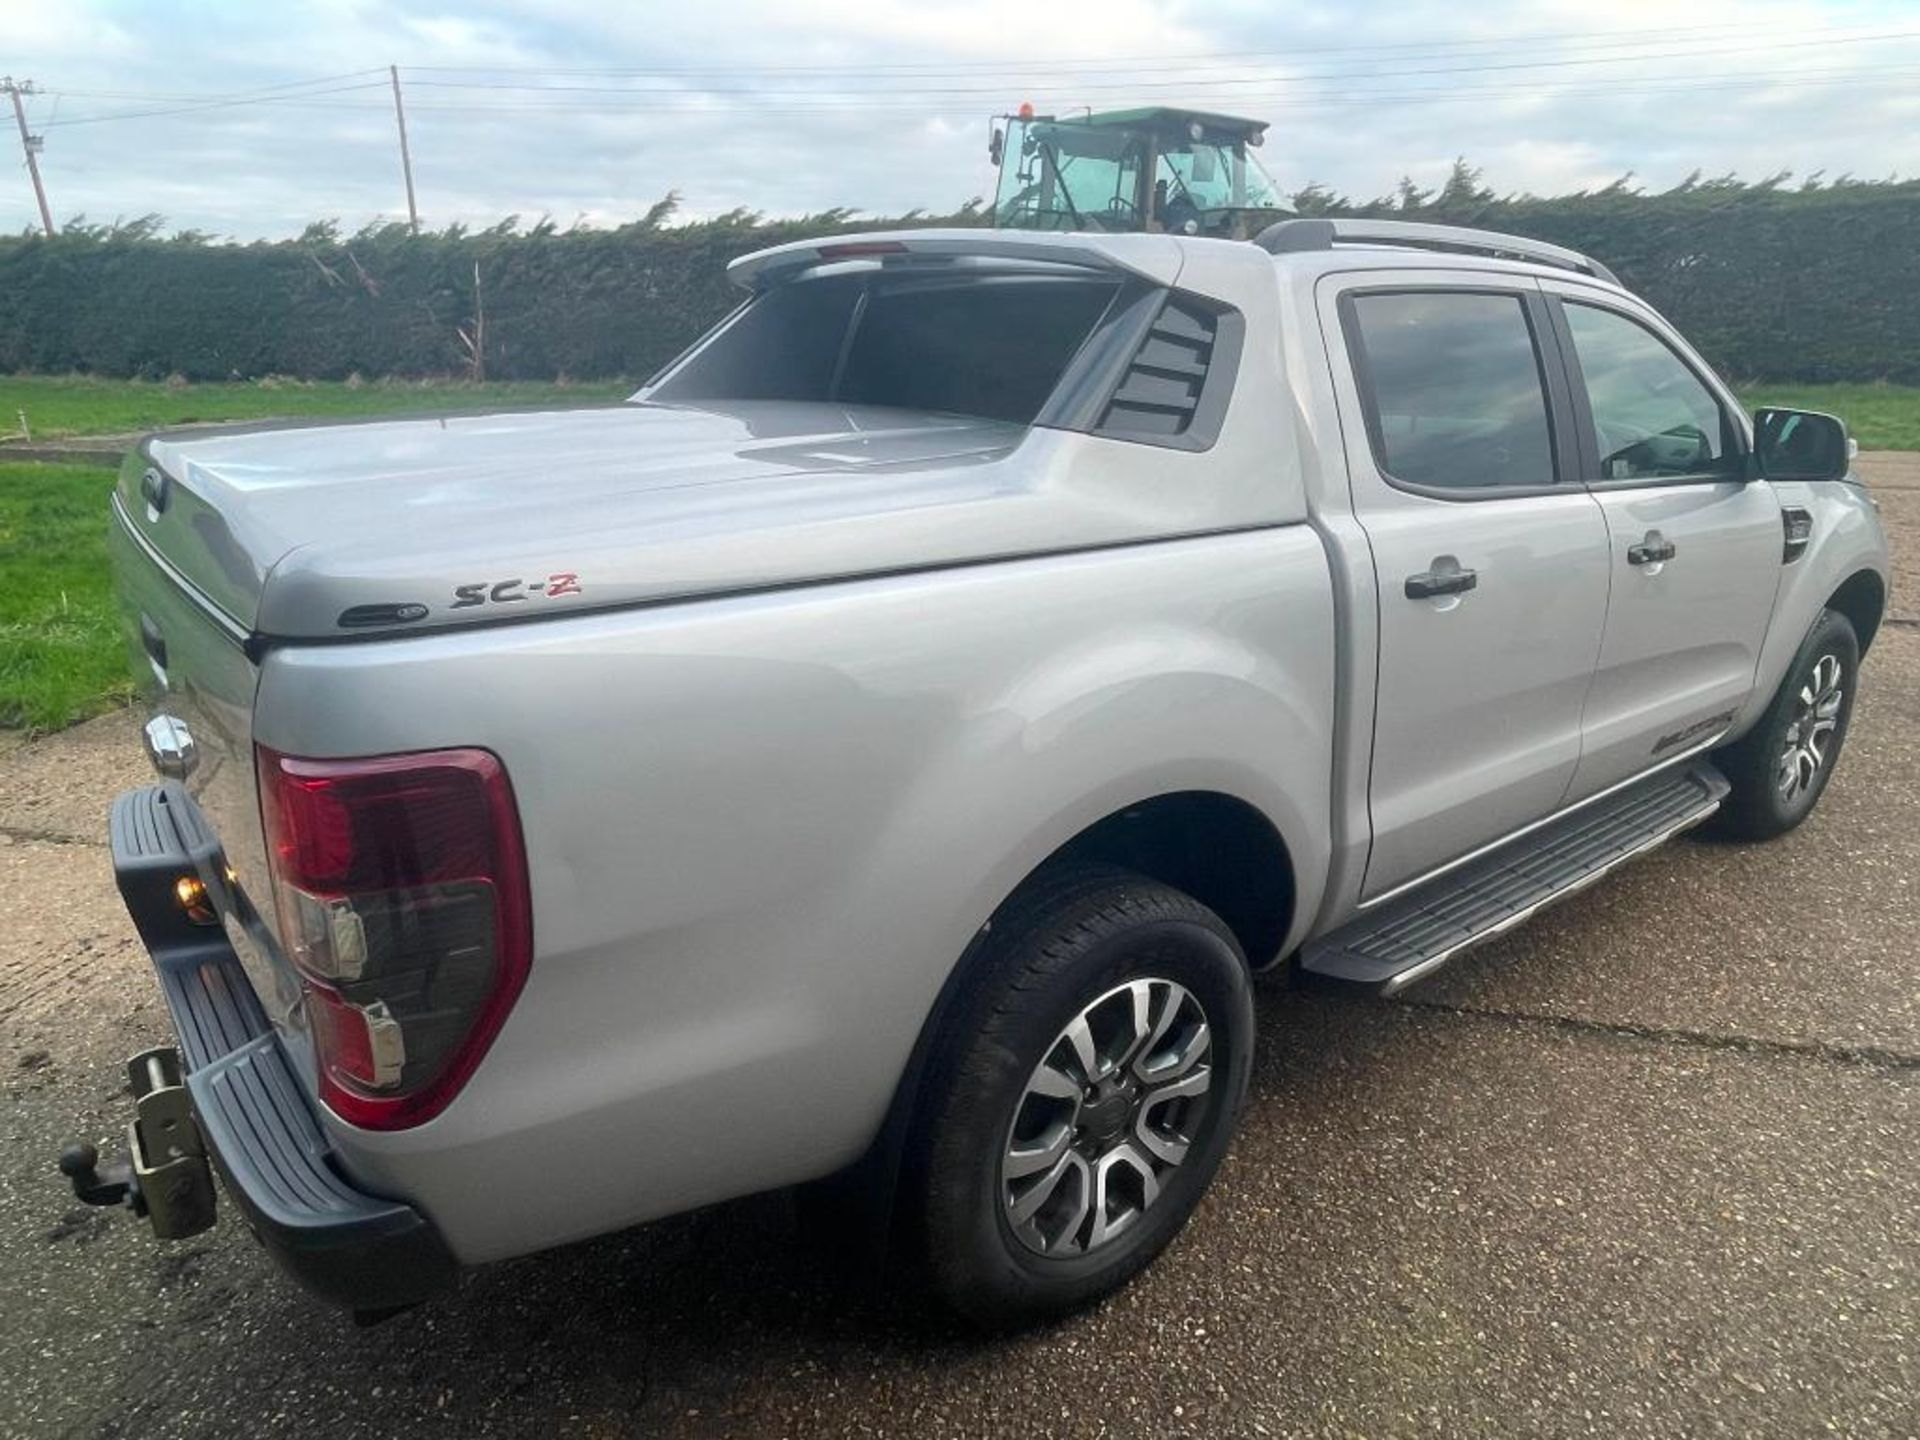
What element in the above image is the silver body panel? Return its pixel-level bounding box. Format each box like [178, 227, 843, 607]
[1565, 477, 1784, 802]
[256, 529, 1338, 1260]
[109, 229, 1891, 1267]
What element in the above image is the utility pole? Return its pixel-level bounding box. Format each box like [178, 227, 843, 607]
[2, 77, 55, 237]
[388, 65, 419, 233]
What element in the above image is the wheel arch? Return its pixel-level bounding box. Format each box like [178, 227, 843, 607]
[813, 786, 1299, 1259]
[1037, 790, 1296, 971]
[1827, 567, 1887, 655]
[917, 785, 1300, 1126]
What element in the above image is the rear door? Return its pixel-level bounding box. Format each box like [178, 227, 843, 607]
[1540, 285, 1784, 803]
[1322, 274, 1611, 901]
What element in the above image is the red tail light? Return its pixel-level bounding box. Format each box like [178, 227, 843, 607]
[256, 746, 532, 1130]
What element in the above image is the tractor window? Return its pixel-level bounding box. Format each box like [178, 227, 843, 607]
[1159, 143, 1283, 226]
[994, 120, 1148, 232]
[649, 268, 1124, 426]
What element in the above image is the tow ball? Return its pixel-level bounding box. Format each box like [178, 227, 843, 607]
[58, 1047, 216, 1240]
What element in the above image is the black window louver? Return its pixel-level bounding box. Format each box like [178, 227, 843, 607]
[1096, 297, 1219, 440]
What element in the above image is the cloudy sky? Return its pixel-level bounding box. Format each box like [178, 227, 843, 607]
[5, 0, 1917, 239]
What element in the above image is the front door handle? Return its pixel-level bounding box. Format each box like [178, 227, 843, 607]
[1405, 560, 1478, 600]
[1628, 531, 1677, 566]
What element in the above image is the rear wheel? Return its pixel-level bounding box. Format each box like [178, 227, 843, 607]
[908, 865, 1254, 1327]
[1711, 609, 1860, 840]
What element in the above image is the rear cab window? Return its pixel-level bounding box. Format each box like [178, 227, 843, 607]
[643, 258, 1241, 449]
[652, 268, 1120, 425]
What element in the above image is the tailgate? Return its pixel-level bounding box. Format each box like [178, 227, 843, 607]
[107, 504, 296, 1027]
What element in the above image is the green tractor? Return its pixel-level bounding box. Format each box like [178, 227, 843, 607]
[988, 105, 1289, 239]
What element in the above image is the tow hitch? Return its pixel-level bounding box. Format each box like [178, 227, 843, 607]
[58, 1046, 216, 1240]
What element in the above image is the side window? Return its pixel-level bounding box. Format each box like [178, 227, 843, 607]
[1346, 291, 1557, 493]
[1563, 302, 1739, 481]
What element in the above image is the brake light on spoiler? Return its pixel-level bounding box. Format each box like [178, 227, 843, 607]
[813, 240, 910, 261]
[256, 746, 532, 1130]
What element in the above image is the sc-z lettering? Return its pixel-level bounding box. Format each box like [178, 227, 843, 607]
[451, 572, 583, 609]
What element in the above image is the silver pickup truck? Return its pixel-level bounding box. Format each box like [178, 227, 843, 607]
[70, 220, 1889, 1326]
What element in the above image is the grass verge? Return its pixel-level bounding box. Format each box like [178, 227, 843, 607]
[2, 375, 1915, 451]
[0, 463, 127, 733]
[1732, 384, 1920, 452]
[0, 375, 631, 441]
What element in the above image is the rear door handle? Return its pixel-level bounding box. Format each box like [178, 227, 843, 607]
[1405, 562, 1478, 600]
[1628, 532, 1677, 566]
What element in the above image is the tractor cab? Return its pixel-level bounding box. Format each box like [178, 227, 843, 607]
[989, 106, 1287, 239]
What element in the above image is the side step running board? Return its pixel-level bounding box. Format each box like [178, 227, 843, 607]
[1304, 760, 1730, 995]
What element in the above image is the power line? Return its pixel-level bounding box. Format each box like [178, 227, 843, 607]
[391, 29, 1920, 98]
[37, 69, 387, 104]
[34, 63, 1912, 124]
[35, 23, 1920, 128]
[365, 70, 1920, 118]
[323, 54, 1920, 114]
[43, 79, 388, 129]
[394, 20, 1899, 75]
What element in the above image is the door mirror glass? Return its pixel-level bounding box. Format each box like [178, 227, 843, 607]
[1752, 407, 1850, 483]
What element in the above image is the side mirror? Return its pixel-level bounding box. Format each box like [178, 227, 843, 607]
[988, 128, 1004, 168]
[1752, 407, 1851, 483]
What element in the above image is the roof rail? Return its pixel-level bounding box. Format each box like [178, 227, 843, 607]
[1254, 217, 1620, 286]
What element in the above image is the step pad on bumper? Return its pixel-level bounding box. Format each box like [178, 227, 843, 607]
[106, 783, 459, 1312]
[1306, 760, 1730, 994]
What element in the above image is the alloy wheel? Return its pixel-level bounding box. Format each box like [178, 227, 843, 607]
[1000, 977, 1214, 1258]
[1776, 652, 1845, 803]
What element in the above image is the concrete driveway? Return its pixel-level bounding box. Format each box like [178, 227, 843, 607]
[3, 459, 1916, 1439]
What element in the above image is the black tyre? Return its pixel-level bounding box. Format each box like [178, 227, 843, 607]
[1710, 608, 1860, 840]
[907, 864, 1254, 1327]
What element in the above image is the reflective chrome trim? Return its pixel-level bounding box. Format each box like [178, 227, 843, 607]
[110, 493, 254, 646]
[143, 714, 198, 780]
[1359, 732, 1729, 912]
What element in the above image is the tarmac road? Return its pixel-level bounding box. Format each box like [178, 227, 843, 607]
[2, 457, 1916, 1439]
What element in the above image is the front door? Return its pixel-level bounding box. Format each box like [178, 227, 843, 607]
[1324, 277, 1612, 901]
[1542, 288, 1785, 802]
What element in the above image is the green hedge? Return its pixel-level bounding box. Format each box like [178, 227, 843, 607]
[0, 204, 955, 382]
[1322, 169, 1920, 385]
[1, 174, 1914, 384]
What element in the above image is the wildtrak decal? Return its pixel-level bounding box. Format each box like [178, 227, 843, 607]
[1652, 708, 1737, 756]
[451, 572, 583, 609]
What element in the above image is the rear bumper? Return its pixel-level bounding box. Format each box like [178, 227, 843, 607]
[110, 784, 459, 1312]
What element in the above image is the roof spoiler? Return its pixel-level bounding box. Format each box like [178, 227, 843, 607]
[727, 228, 1184, 291]
[1254, 218, 1620, 286]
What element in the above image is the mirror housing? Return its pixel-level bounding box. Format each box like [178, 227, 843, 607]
[988, 127, 1004, 168]
[1752, 407, 1851, 483]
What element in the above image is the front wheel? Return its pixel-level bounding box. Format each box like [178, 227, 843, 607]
[908, 865, 1254, 1327]
[1711, 608, 1860, 840]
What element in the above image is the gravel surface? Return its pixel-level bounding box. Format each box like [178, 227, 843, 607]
[2, 463, 1917, 1439]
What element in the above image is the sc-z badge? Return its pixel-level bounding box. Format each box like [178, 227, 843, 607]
[451, 572, 583, 608]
